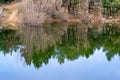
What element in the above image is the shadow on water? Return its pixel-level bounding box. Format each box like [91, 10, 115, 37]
[0, 23, 120, 68]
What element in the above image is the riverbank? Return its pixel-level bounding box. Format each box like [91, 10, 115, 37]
[0, 16, 120, 30]
[104, 18, 120, 23]
[0, 2, 120, 29]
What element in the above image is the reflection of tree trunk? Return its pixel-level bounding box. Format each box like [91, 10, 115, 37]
[19, 23, 69, 53]
[110, 7, 112, 16]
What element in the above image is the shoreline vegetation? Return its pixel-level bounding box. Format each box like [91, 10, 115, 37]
[0, 0, 120, 29]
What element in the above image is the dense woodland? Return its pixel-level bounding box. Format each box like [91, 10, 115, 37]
[0, 0, 120, 26]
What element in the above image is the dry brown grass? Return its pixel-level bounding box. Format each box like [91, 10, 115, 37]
[19, 0, 66, 27]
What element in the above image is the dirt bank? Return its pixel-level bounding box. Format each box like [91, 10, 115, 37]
[0, 2, 120, 29]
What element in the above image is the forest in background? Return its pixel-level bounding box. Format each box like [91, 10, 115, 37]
[0, 0, 120, 26]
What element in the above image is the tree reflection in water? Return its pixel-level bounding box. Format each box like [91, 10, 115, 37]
[0, 23, 120, 68]
[0, 29, 19, 54]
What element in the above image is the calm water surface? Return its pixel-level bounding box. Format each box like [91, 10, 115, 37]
[0, 23, 120, 80]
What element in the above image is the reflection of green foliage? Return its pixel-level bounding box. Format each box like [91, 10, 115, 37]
[0, 23, 120, 69]
[31, 49, 54, 68]
[19, 23, 120, 68]
[0, 29, 19, 54]
[90, 24, 120, 61]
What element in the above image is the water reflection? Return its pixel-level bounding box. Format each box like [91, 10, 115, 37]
[0, 23, 120, 68]
[0, 29, 19, 54]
